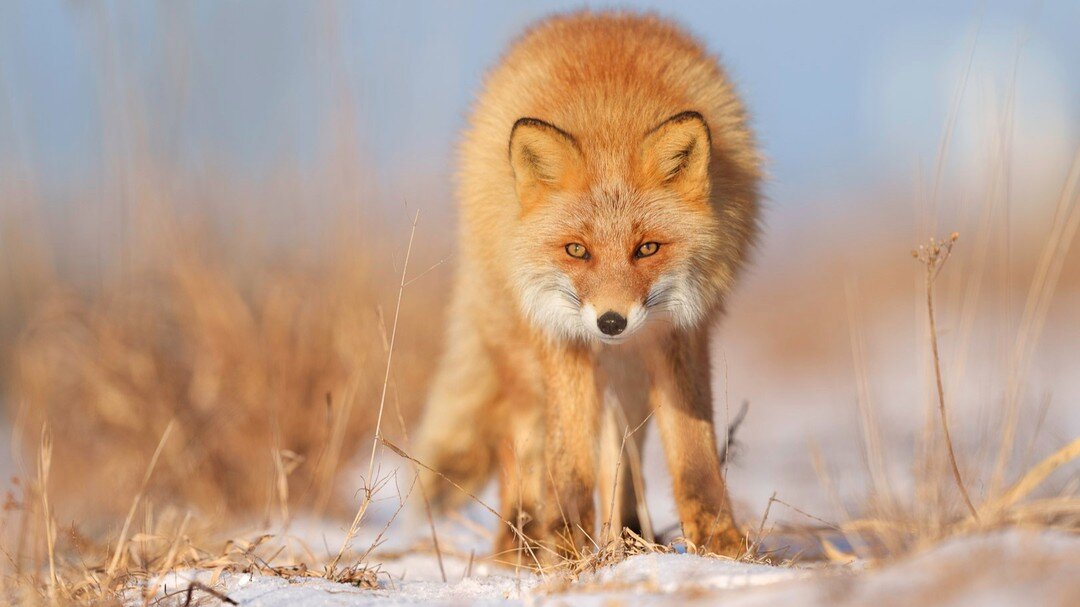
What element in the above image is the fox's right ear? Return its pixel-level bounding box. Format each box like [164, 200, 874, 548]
[509, 118, 584, 212]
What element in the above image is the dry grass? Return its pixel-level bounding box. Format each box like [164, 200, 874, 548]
[0, 163, 448, 604]
[777, 32, 1080, 564]
[6, 226, 439, 526]
[0, 205, 447, 604]
[812, 154, 1080, 563]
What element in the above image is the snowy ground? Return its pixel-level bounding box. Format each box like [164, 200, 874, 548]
[139, 530, 1079, 606]
[126, 311, 1080, 607]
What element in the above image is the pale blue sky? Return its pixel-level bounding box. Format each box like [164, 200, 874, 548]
[1, 1, 1077, 223]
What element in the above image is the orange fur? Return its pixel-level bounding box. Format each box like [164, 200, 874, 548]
[415, 10, 761, 560]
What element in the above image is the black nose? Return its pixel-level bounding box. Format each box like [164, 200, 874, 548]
[597, 311, 627, 336]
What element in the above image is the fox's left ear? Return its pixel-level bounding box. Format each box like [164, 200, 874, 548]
[641, 111, 712, 202]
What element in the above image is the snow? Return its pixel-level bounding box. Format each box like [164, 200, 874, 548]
[133, 530, 1079, 606]
[589, 553, 809, 592]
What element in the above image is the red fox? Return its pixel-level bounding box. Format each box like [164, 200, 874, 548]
[415, 11, 761, 560]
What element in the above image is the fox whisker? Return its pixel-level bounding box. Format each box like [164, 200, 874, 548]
[558, 287, 581, 305]
[645, 288, 671, 308]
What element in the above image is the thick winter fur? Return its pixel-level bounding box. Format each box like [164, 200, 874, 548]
[415, 11, 761, 561]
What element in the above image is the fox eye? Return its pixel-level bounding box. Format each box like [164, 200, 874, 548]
[635, 242, 660, 258]
[565, 243, 590, 259]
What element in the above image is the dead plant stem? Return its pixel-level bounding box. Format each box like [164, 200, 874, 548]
[921, 237, 979, 520]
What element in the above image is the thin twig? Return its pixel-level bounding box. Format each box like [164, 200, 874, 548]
[402, 253, 453, 288]
[752, 492, 778, 554]
[603, 406, 654, 543]
[769, 497, 842, 531]
[367, 208, 420, 483]
[380, 438, 552, 576]
[330, 208, 420, 573]
[463, 549, 475, 580]
[379, 285, 448, 584]
[182, 581, 237, 606]
[915, 234, 979, 520]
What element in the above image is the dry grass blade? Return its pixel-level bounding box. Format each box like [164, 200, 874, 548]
[985, 436, 1080, 514]
[379, 304, 449, 584]
[992, 148, 1080, 492]
[329, 208, 420, 575]
[37, 425, 58, 600]
[107, 421, 175, 578]
[844, 276, 903, 546]
[142, 511, 191, 604]
[366, 209, 421, 482]
[602, 406, 653, 545]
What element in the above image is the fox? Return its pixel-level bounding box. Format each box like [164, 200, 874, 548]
[414, 10, 761, 561]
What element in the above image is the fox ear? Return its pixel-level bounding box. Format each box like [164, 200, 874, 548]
[509, 118, 584, 212]
[641, 111, 712, 202]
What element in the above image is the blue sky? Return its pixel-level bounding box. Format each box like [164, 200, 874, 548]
[1, 1, 1077, 226]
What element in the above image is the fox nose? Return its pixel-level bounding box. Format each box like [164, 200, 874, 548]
[597, 311, 627, 336]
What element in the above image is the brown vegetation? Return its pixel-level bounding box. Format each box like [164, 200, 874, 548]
[5, 219, 440, 527]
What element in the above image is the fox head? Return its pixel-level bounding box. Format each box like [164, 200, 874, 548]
[507, 112, 724, 344]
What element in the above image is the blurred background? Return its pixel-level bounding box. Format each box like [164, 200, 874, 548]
[1, 0, 1077, 537]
